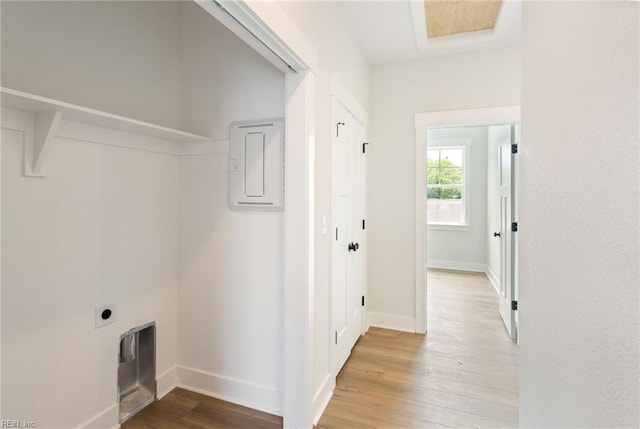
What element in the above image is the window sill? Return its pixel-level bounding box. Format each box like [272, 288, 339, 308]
[427, 223, 471, 232]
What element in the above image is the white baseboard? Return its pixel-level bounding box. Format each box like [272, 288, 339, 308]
[312, 374, 334, 425]
[427, 259, 486, 272]
[367, 312, 416, 333]
[176, 366, 283, 417]
[485, 265, 500, 294]
[77, 404, 119, 429]
[157, 365, 178, 399]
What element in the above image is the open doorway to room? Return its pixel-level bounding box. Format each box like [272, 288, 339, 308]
[425, 124, 518, 339]
[414, 106, 520, 339]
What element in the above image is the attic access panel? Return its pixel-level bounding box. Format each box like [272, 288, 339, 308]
[425, 0, 503, 38]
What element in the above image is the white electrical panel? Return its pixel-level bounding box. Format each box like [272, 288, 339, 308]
[229, 118, 284, 209]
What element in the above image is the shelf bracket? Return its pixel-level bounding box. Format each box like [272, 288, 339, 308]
[24, 110, 63, 177]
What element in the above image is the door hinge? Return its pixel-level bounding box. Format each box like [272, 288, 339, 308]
[336, 122, 345, 137]
[362, 296, 365, 306]
[511, 300, 518, 311]
[362, 142, 369, 153]
[335, 331, 338, 345]
[511, 222, 518, 232]
[362, 219, 366, 230]
[335, 227, 339, 241]
[511, 143, 518, 154]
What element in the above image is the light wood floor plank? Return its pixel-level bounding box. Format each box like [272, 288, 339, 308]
[317, 269, 519, 428]
[122, 388, 283, 429]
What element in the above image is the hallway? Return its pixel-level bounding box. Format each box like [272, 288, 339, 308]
[316, 269, 519, 428]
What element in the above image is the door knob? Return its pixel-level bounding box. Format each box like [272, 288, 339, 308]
[348, 242, 360, 252]
[493, 232, 501, 237]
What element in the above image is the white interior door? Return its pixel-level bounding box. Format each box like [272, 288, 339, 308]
[498, 128, 517, 339]
[331, 100, 365, 374]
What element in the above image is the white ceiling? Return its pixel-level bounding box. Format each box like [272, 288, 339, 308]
[336, 0, 522, 64]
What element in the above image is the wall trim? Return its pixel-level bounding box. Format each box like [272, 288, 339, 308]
[485, 265, 500, 294]
[156, 365, 178, 400]
[176, 365, 283, 417]
[282, 70, 315, 428]
[2, 108, 230, 161]
[367, 312, 416, 333]
[427, 260, 486, 273]
[415, 106, 521, 129]
[59, 121, 229, 156]
[76, 403, 119, 429]
[311, 374, 334, 425]
[177, 140, 229, 156]
[57, 120, 179, 155]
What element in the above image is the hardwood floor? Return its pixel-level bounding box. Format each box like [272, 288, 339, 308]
[123, 269, 518, 428]
[316, 269, 519, 428]
[121, 388, 282, 429]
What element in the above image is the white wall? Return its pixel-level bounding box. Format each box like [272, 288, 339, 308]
[426, 126, 488, 272]
[176, 1, 286, 415]
[273, 1, 370, 418]
[1, 1, 287, 425]
[1, 3, 184, 427]
[1, 117, 179, 428]
[276, 1, 370, 108]
[0, 1, 182, 130]
[179, 3, 285, 139]
[519, 2, 639, 426]
[368, 48, 521, 324]
[1, 0, 367, 424]
[486, 125, 511, 287]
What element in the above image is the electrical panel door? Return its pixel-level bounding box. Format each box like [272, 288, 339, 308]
[229, 119, 284, 209]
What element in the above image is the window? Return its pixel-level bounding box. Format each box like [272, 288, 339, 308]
[427, 147, 467, 226]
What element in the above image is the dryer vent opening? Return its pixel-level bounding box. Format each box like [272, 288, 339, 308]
[118, 322, 156, 423]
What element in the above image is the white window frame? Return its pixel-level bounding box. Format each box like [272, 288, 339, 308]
[426, 140, 471, 230]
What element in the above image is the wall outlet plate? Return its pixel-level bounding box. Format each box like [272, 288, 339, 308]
[95, 303, 116, 328]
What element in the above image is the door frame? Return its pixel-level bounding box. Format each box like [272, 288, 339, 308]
[414, 106, 520, 334]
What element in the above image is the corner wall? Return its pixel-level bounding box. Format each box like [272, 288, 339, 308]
[0, 1, 182, 130]
[519, 2, 639, 425]
[368, 48, 521, 324]
[1, 1, 286, 425]
[1, 3, 183, 427]
[1, 118, 179, 428]
[176, 2, 286, 415]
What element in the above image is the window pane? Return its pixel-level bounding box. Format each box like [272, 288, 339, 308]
[439, 149, 462, 167]
[426, 150, 441, 163]
[438, 166, 462, 185]
[427, 197, 465, 224]
[426, 146, 465, 225]
[427, 185, 462, 200]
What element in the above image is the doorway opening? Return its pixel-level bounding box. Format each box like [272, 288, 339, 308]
[414, 106, 520, 338]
